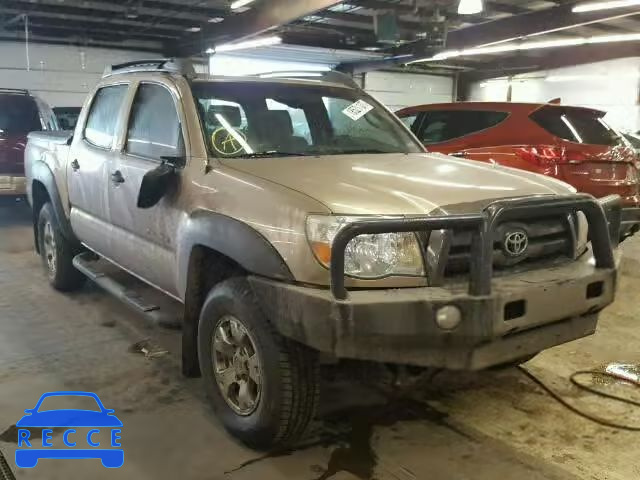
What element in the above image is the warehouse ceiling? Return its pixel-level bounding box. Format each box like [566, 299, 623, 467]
[0, 0, 639, 77]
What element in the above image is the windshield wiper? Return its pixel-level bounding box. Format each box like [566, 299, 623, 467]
[239, 151, 310, 158]
[341, 149, 393, 154]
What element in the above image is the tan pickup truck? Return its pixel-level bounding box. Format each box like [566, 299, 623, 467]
[25, 59, 622, 449]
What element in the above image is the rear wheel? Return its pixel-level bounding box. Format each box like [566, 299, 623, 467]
[198, 277, 319, 449]
[37, 203, 85, 291]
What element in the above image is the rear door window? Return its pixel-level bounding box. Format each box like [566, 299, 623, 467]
[84, 85, 128, 149]
[530, 106, 623, 146]
[0, 95, 42, 134]
[126, 83, 184, 160]
[417, 110, 509, 144]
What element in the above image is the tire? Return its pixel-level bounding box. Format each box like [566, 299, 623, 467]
[37, 202, 85, 292]
[198, 277, 319, 449]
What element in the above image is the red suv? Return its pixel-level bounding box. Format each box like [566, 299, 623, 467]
[397, 102, 640, 236]
[0, 89, 58, 197]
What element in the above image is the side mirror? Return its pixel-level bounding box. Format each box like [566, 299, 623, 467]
[137, 162, 177, 209]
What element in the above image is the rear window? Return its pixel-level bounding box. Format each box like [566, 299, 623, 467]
[0, 95, 41, 134]
[530, 106, 623, 146]
[417, 110, 509, 144]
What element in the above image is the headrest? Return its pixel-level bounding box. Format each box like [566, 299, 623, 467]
[257, 110, 293, 136]
[206, 104, 242, 127]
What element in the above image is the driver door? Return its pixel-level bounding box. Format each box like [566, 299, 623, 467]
[106, 81, 186, 297]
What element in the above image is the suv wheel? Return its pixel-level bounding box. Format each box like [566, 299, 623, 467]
[37, 203, 85, 291]
[198, 278, 319, 449]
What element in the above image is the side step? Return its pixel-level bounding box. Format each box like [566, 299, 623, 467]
[73, 252, 181, 328]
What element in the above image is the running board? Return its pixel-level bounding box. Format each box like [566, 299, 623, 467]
[73, 252, 180, 328]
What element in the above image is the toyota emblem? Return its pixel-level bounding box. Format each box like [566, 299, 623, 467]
[503, 230, 528, 257]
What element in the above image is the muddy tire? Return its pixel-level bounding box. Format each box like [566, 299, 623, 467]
[198, 277, 319, 449]
[37, 202, 85, 291]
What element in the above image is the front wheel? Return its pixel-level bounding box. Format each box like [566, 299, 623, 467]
[198, 278, 319, 449]
[37, 203, 85, 291]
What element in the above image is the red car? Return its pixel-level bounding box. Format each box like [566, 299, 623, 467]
[397, 101, 640, 236]
[0, 89, 58, 197]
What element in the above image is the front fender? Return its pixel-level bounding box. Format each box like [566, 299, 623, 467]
[176, 211, 294, 299]
[30, 161, 77, 244]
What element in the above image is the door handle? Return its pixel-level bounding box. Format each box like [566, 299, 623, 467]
[111, 170, 125, 184]
[71, 159, 80, 171]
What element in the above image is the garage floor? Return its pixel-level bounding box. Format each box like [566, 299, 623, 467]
[0, 200, 639, 480]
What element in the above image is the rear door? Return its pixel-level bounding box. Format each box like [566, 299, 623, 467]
[413, 109, 509, 153]
[106, 81, 186, 296]
[68, 84, 129, 256]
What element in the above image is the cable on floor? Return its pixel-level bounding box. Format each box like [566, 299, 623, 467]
[518, 366, 640, 432]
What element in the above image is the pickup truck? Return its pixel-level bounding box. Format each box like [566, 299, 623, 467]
[25, 59, 622, 449]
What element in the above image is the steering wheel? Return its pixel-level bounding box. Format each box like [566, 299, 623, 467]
[211, 127, 247, 157]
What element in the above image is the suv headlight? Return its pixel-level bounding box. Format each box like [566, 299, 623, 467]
[306, 215, 425, 279]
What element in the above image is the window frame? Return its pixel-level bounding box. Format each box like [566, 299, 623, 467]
[123, 80, 187, 165]
[415, 109, 511, 146]
[82, 82, 130, 151]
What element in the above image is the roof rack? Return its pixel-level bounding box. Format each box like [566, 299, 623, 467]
[255, 70, 358, 88]
[0, 88, 29, 95]
[103, 58, 196, 78]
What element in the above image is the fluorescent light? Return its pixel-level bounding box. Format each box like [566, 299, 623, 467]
[207, 35, 282, 54]
[573, 0, 640, 12]
[208, 17, 224, 23]
[408, 32, 640, 63]
[185, 26, 201, 32]
[230, 0, 255, 9]
[458, 0, 483, 14]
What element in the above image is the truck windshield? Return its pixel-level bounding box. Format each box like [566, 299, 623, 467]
[191, 81, 423, 158]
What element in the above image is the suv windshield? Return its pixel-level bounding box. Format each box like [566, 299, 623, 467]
[0, 94, 41, 135]
[192, 81, 422, 158]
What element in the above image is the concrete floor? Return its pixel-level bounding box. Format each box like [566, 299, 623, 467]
[0, 199, 639, 480]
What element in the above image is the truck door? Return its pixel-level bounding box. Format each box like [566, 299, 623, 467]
[106, 81, 185, 296]
[68, 84, 129, 256]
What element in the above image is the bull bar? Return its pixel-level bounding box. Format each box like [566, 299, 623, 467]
[330, 194, 622, 301]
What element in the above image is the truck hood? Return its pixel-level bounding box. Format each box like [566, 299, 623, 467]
[222, 152, 574, 215]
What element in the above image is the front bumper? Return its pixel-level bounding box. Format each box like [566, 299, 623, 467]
[0, 175, 26, 195]
[253, 194, 621, 371]
[251, 256, 617, 370]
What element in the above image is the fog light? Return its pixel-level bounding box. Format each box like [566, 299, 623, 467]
[435, 305, 462, 330]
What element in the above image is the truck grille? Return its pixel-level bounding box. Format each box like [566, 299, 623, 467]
[439, 216, 575, 279]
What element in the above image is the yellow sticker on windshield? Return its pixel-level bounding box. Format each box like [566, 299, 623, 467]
[342, 100, 374, 121]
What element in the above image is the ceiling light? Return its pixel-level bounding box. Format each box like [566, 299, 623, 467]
[572, 0, 640, 12]
[185, 26, 201, 32]
[408, 32, 640, 63]
[458, 0, 484, 15]
[208, 17, 224, 23]
[230, 0, 256, 10]
[206, 35, 282, 54]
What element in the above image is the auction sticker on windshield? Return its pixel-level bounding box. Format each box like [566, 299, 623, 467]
[342, 99, 374, 121]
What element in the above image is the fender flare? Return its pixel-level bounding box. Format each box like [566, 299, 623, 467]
[176, 211, 294, 299]
[30, 161, 78, 244]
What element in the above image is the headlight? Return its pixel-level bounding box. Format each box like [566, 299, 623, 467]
[306, 215, 425, 279]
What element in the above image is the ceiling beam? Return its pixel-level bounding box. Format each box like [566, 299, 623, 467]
[180, 0, 342, 56]
[445, 3, 640, 50]
[0, 5, 188, 32]
[460, 42, 640, 81]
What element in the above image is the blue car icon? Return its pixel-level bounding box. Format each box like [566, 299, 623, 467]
[15, 391, 123, 468]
